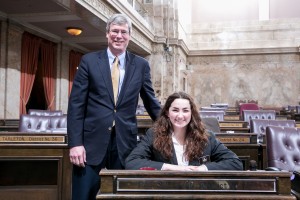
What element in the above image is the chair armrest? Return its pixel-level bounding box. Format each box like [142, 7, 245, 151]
[265, 167, 281, 171]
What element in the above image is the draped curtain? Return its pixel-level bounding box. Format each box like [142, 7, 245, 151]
[19, 32, 42, 115]
[69, 50, 83, 94]
[20, 31, 58, 114]
[40, 40, 57, 110]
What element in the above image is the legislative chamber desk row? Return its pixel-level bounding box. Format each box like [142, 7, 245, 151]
[0, 132, 72, 200]
[97, 170, 296, 199]
[0, 132, 288, 200]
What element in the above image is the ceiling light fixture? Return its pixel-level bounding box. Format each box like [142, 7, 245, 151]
[66, 27, 83, 36]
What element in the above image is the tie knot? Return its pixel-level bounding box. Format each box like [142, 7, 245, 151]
[113, 57, 119, 65]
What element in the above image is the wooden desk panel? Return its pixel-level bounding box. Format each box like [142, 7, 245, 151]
[219, 121, 249, 133]
[0, 119, 19, 126]
[0, 132, 72, 200]
[215, 133, 266, 170]
[224, 115, 240, 121]
[0, 126, 19, 132]
[97, 170, 295, 200]
[0, 119, 19, 132]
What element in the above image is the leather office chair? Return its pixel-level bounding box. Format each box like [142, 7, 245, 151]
[18, 114, 67, 133]
[265, 125, 300, 199]
[250, 119, 296, 135]
[287, 105, 296, 112]
[199, 111, 225, 121]
[201, 117, 221, 133]
[28, 109, 63, 116]
[266, 125, 300, 171]
[49, 115, 67, 133]
[239, 103, 259, 120]
[242, 110, 276, 124]
[19, 115, 50, 133]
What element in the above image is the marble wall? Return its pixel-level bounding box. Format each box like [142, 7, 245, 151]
[187, 53, 300, 108]
[55, 43, 70, 114]
[0, 22, 23, 119]
[142, 1, 300, 109]
[183, 18, 300, 108]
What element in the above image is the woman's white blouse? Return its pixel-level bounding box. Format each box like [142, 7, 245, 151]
[172, 135, 189, 166]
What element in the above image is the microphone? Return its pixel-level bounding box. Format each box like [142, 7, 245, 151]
[249, 160, 257, 171]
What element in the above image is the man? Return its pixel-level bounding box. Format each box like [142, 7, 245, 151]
[67, 13, 161, 200]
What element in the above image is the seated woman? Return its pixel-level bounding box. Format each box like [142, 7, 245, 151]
[126, 91, 243, 171]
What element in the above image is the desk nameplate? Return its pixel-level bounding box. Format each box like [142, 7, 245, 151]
[0, 135, 65, 143]
[117, 178, 276, 193]
[224, 115, 240, 121]
[219, 123, 244, 128]
[217, 136, 251, 144]
[215, 133, 258, 144]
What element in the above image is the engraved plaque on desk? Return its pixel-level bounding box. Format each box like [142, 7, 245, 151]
[224, 115, 240, 121]
[0, 135, 65, 143]
[116, 178, 276, 193]
[219, 122, 244, 128]
[217, 135, 251, 144]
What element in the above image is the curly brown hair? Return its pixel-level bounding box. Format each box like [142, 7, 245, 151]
[153, 91, 208, 161]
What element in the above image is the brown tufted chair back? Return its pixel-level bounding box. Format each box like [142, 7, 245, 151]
[199, 111, 225, 121]
[18, 114, 67, 133]
[265, 125, 300, 172]
[243, 110, 276, 124]
[28, 109, 63, 116]
[250, 119, 296, 135]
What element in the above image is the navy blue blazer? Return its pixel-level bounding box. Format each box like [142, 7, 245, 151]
[67, 50, 161, 166]
[125, 128, 243, 170]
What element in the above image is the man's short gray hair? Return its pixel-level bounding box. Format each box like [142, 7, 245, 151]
[106, 13, 132, 34]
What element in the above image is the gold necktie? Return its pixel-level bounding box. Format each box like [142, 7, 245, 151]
[111, 57, 120, 105]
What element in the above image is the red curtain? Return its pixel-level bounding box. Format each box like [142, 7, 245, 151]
[19, 32, 42, 115]
[40, 40, 57, 110]
[69, 50, 83, 94]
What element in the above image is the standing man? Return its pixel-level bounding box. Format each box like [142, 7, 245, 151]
[67, 13, 161, 200]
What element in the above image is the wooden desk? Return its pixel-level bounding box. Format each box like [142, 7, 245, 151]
[295, 114, 300, 122]
[0, 119, 19, 132]
[224, 114, 240, 121]
[215, 133, 266, 170]
[292, 171, 300, 199]
[0, 126, 19, 132]
[97, 170, 295, 200]
[137, 116, 153, 135]
[225, 107, 238, 115]
[219, 121, 249, 133]
[0, 132, 72, 200]
[0, 119, 19, 126]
